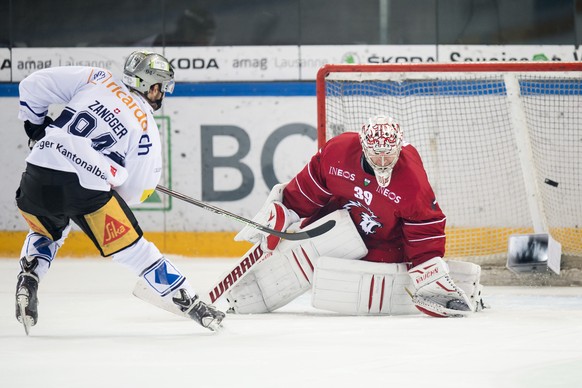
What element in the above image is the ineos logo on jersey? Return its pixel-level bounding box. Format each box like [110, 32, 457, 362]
[328, 166, 355, 181]
[376, 186, 401, 204]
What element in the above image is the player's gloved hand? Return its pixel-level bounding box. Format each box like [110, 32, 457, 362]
[407, 257, 473, 317]
[235, 201, 300, 252]
[24, 116, 53, 149]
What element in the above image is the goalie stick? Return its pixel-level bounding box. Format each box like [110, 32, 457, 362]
[156, 185, 335, 241]
[205, 243, 270, 303]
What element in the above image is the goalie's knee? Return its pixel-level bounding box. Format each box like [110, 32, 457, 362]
[226, 252, 312, 314]
[227, 209, 368, 314]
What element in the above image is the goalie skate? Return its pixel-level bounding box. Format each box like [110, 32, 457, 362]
[173, 289, 225, 331]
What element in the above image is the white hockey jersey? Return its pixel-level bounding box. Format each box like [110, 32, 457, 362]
[18, 66, 163, 206]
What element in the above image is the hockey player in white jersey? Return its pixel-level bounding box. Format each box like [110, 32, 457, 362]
[14, 50, 225, 334]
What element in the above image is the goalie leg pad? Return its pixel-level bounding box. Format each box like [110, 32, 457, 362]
[312, 257, 417, 315]
[447, 260, 487, 311]
[226, 249, 312, 314]
[227, 209, 368, 314]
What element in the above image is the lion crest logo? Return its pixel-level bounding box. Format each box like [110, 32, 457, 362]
[344, 200, 382, 235]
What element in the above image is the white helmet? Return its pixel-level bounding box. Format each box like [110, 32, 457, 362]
[359, 115, 403, 187]
[122, 50, 175, 109]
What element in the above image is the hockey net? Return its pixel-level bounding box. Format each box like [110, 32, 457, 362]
[316, 63, 582, 269]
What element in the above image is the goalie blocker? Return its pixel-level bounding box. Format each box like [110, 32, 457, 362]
[227, 209, 486, 316]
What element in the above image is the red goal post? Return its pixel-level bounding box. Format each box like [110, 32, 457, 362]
[316, 62, 582, 265]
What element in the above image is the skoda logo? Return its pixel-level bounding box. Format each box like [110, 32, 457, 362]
[342, 52, 360, 64]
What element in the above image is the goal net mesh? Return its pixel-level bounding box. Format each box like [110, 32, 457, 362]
[319, 65, 582, 265]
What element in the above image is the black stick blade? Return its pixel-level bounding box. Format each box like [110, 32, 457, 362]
[266, 220, 336, 241]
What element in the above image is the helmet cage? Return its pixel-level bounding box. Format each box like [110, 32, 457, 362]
[359, 115, 403, 187]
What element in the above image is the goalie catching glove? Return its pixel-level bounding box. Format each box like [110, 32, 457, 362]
[234, 183, 300, 252]
[407, 257, 473, 318]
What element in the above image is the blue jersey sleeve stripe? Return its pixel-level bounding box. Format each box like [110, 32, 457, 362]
[19, 100, 48, 117]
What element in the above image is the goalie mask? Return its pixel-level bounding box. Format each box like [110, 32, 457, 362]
[359, 115, 403, 187]
[122, 50, 175, 111]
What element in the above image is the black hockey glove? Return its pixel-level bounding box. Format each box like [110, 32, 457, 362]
[24, 116, 53, 149]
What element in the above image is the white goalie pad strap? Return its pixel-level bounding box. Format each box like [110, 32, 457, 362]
[312, 257, 417, 315]
[227, 209, 368, 314]
[447, 260, 486, 312]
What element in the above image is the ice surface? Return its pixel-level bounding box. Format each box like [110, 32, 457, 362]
[1, 257, 582, 388]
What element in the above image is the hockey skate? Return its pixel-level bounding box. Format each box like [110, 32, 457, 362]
[15, 257, 40, 335]
[172, 289, 225, 331]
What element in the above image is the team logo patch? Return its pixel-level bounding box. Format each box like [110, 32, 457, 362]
[364, 178, 371, 186]
[88, 69, 110, 84]
[143, 259, 184, 296]
[154, 262, 181, 285]
[103, 214, 130, 245]
[19, 210, 54, 240]
[344, 200, 383, 235]
[25, 218, 47, 236]
[84, 196, 140, 256]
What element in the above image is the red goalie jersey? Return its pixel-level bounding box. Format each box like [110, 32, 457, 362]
[283, 132, 446, 267]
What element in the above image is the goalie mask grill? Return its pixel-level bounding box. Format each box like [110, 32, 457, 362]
[359, 115, 403, 187]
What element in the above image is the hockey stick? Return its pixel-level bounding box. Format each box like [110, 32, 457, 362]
[156, 185, 335, 241]
[133, 242, 271, 309]
[206, 243, 270, 303]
